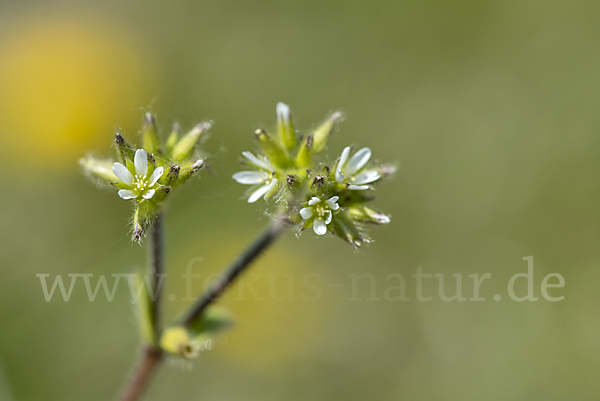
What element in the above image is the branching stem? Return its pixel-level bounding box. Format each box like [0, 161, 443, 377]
[117, 215, 288, 401]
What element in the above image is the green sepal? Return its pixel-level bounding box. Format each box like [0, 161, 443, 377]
[152, 186, 171, 203]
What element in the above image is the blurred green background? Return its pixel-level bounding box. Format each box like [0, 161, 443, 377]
[1, 0, 600, 400]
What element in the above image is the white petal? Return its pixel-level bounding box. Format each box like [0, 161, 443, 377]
[352, 170, 380, 185]
[325, 210, 332, 225]
[134, 149, 148, 176]
[112, 163, 134, 185]
[242, 151, 270, 170]
[118, 189, 137, 199]
[338, 147, 351, 170]
[265, 178, 278, 193]
[299, 207, 313, 220]
[142, 189, 155, 199]
[308, 197, 321, 206]
[335, 167, 345, 183]
[313, 219, 327, 235]
[276, 102, 290, 124]
[325, 197, 340, 210]
[264, 157, 275, 172]
[149, 166, 164, 186]
[345, 147, 371, 175]
[233, 171, 269, 185]
[247, 182, 271, 203]
[348, 185, 369, 190]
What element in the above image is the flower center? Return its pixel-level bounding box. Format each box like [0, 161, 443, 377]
[315, 204, 328, 218]
[133, 175, 149, 192]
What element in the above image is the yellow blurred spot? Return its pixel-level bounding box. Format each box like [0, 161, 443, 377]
[0, 16, 152, 170]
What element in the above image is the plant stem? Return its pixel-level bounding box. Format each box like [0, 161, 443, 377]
[180, 216, 288, 327]
[148, 212, 165, 339]
[118, 346, 163, 401]
[118, 214, 165, 401]
[117, 216, 288, 401]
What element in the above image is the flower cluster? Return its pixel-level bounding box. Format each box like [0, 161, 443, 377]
[80, 113, 210, 241]
[233, 103, 393, 247]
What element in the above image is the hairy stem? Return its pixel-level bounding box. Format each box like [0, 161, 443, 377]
[180, 216, 288, 327]
[148, 212, 165, 339]
[118, 346, 163, 401]
[118, 214, 165, 401]
[117, 216, 288, 401]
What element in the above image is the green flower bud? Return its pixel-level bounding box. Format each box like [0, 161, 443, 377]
[254, 128, 289, 167]
[142, 112, 161, 155]
[331, 213, 370, 248]
[347, 205, 391, 224]
[295, 135, 313, 168]
[132, 200, 159, 242]
[160, 326, 199, 359]
[114, 131, 136, 163]
[276, 102, 295, 151]
[178, 159, 205, 184]
[159, 164, 180, 186]
[171, 121, 211, 162]
[79, 156, 118, 183]
[166, 122, 180, 154]
[312, 111, 343, 153]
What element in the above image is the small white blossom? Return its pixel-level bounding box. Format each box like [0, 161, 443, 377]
[300, 196, 340, 235]
[335, 146, 380, 190]
[112, 149, 164, 200]
[232, 152, 278, 203]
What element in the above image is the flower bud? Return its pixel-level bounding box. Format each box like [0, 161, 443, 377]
[178, 159, 205, 184]
[114, 131, 136, 162]
[276, 102, 295, 151]
[254, 128, 289, 167]
[331, 213, 370, 248]
[295, 135, 313, 168]
[313, 111, 343, 153]
[159, 164, 180, 186]
[171, 121, 211, 162]
[142, 112, 161, 155]
[166, 122, 181, 154]
[79, 156, 118, 183]
[347, 205, 391, 224]
[160, 326, 199, 359]
[132, 201, 158, 242]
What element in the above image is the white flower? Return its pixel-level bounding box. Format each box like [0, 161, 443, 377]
[112, 149, 164, 200]
[232, 152, 279, 203]
[335, 146, 380, 190]
[300, 196, 340, 235]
